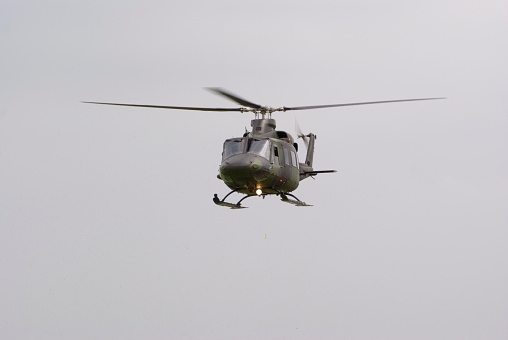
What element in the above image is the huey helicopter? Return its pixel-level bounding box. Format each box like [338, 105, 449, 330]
[84, 88, 445, 208]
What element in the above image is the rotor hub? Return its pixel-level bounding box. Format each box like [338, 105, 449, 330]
[241, 106, 286, 118]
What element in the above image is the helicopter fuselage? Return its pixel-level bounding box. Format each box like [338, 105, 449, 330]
[217, 118, 321, 201]
[219, 135, 300, 195]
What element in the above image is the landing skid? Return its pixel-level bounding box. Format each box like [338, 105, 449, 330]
[213, 193, 248, 209]
[213, 190, 311, 208]
[279, 193, 312, 207]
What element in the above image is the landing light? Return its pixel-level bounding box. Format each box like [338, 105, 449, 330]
[256, 189, 262, 196]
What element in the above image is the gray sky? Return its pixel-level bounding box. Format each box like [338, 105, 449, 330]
[1, 0, 507, 339]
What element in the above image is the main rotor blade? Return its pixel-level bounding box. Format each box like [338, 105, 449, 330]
[82, 101, 243, 112]
[206, 87, 262, 109]
[283, 97, 447, 111]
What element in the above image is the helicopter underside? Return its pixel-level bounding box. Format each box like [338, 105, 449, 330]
[216, 159, 308, 208]
[215, 160, 302, 207]
[221, 174, 297, 196]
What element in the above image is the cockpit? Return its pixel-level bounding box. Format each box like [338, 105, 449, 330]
[222, 138, 271, 161]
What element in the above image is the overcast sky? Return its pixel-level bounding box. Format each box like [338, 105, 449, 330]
[1, 0, 507, 339]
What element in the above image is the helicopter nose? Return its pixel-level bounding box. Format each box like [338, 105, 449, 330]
[220, 154, 269, 185]
[221, 154, 262, 175]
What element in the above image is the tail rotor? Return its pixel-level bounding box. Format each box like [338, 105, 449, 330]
[295, 118, 309, 149]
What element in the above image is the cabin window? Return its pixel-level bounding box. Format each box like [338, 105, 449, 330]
[247, 139, 271, 160]
[291, 151, 298, 167]
[222, 139, 245, 161]
[273, 146, 279, 165]
[283, 147, 290, 166]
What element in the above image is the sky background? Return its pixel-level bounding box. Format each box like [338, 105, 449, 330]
[1, 0, 507, 339]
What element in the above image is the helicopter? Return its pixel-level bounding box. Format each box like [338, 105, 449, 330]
[84, 88, 445, 208]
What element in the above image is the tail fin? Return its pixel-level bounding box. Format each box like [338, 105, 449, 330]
[304, 133, 316, 167]
[299, 133, 316, 181]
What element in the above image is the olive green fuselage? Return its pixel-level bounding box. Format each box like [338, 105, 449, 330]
[220, 138, 300, 195]
[219, 119, 304, 195]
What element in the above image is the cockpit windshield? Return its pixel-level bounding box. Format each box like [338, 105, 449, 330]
[222, 138, 272, 161]
[222, 139, 245, 161]
[247, 139, 271, 160]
